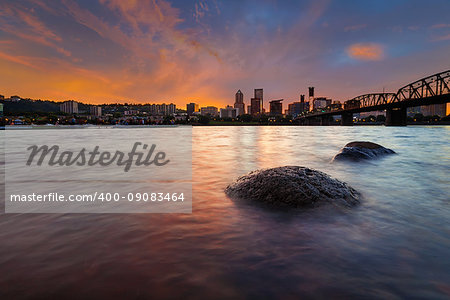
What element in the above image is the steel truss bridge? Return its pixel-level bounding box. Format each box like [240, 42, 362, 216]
[299, 70, 450, 125]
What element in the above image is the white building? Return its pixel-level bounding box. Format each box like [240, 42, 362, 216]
[220, 105, 239, 118]
[148, 103, 176, 115]
[312, 97, 332, 111]
[60, 100, 78, 114]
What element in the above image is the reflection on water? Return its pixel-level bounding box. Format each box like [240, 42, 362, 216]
[1, 126, 450, 299]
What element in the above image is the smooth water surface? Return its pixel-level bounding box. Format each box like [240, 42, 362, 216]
[1, 126, 449, 299]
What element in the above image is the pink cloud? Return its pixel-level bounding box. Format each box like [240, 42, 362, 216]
[347, 43, 384, 61]
[431, 24, 450, 29]
[432, 34, 450, 41]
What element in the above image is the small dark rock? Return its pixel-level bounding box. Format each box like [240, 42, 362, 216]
[225, 166, 360, 208]
[333, 141, 395, 161]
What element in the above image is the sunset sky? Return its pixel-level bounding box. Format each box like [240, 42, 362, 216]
[0, 0, 449, 108]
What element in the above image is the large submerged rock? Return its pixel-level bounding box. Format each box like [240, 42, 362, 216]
[333, 141, 395, 161]
[225, 166, 360, 208]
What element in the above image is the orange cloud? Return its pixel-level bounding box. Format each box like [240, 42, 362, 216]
[347, 43, 384, 61]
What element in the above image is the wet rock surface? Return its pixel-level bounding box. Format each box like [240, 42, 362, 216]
[225, 166, 360, 208]
[333, 141, 395, 161]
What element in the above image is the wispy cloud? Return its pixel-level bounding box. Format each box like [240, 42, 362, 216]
[431, 23, 450, 29]
[0, 51, 38, 68]
[0, 2, 71, 57]
[432, 34, 450, 41]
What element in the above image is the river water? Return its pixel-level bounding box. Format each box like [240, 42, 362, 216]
[1, 126, 449, 299]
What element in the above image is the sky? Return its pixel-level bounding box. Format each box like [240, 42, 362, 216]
[0, 0, 449, 108]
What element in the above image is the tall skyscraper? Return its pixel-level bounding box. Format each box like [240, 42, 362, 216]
[254, 88, 263, 112]
[234, 90, 245, 115]
[250, 98, 261, 115]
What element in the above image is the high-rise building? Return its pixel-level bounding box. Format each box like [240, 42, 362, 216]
[234, 90, 245, 115]
[247, 105, 251, 115]
[269, 99, 283, 116]
[167, 103, 176, 115]
[254, 88, 263, 112]
[148, 103, 176, 115]
[250, 98, 261, 116]
[308, 87, 314, 111]
[200, 106, 219, 116]
[186, 103, 199, 116]
[294, 94, 309, 114]
[286, 101, 309, 117]
[60, 100, 78, 114]
[220, 105, 238, 118]
[89, 106, 102, 116]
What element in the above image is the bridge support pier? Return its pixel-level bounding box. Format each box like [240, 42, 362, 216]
[303, 117, 319, 125]
[341, 112, 353, 126]
[320, 116, 332, 126]
[386, 107, 407, 126]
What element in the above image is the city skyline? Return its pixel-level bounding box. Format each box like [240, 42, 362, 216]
[0, 0, 450, 108]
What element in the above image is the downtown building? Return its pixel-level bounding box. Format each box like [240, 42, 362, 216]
[269, 99, 283, 116]
[308, 87, 314, 109]
[286, 95, 309, 117]
[220, 105, 239, 118]
[307, 87, 333, 112]
[249, 88, 264, 116]
[250, 98, 261, 115]
[255, 88, 263, 112]
[234, 90, 245, 115]
[312, 97, 332, 111]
